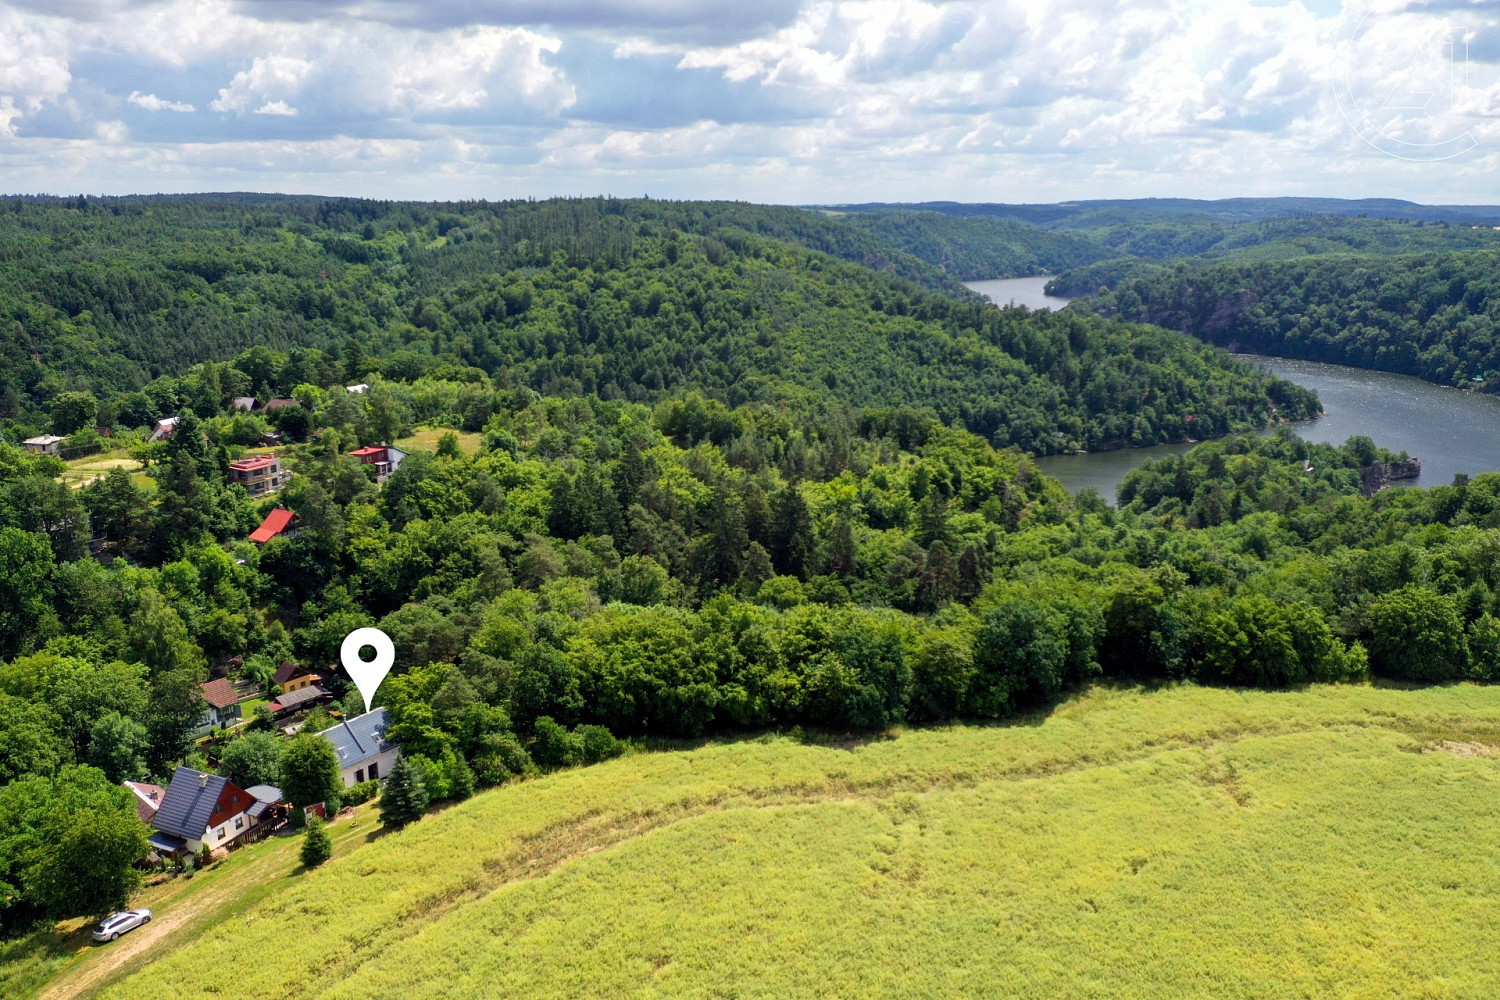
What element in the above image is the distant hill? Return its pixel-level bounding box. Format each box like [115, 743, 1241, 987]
[828, 197, 1500, 226]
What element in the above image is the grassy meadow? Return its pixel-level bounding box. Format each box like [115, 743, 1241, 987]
[88, 683, 1500, 1000]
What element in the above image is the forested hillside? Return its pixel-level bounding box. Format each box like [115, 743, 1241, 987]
[1061, 251, 1500, 385]
[0, 195, 1314, 455]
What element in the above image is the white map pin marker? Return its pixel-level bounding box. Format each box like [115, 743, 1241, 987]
[340, 627, 395, 716]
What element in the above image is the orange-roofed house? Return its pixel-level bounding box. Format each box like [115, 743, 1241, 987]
[196, 678, 243, 734]
[228, 454, 290, 498]
[349, 443, 409, 484]
[249, 507, 299, 545]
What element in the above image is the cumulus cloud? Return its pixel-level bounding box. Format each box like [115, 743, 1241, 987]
[128, 91, 196, 112]
[0, 0, 1498, 200]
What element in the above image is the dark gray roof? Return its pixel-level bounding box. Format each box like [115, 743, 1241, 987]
[269, 684, 328, 712]
[152, 767, 227, 839]
[245, 784, 282, 803]
[146, 830, 186, 852]
[247, 801, 270, 819]
[318, 708, 396, 768]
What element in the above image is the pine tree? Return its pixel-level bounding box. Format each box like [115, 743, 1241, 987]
[300, 818, 332, 867]
[379, 755, 429, 827]
[768, 487, 814, 579]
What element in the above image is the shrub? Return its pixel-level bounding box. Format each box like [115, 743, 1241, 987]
[530, 716, 580, 768]
[575, 724, 623, 764]
[300, 819, 332, 868]
[341, 779, 380, 807]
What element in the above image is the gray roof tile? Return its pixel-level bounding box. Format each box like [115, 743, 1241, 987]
[318, 708, 396, 768]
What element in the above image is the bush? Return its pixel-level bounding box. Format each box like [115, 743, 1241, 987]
[341, 779, 380, 807]
[472, 732, 534, 786]
[300, 819, 332, 868]
[530, 716, 580, 768]
[575, 724, 623, 764]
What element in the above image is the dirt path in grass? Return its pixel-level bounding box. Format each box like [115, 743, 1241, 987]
[36, 811, 375, 1000]
[37, 868, 269, 1000]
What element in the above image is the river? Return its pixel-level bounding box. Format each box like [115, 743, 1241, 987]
[970, 276, 1500, 501]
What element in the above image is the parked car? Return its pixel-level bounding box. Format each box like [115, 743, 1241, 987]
[92, 908, 152, 942]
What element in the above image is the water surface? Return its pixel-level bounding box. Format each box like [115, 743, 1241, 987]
[968, 275, 1073, 311]
[964, 278, 1500, 500]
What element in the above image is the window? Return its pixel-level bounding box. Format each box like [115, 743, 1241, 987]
[217, 826, 225, 840]
[354, 768, 365, 783]
[368, 761, 379, 780]
[235, 817, 244, 830]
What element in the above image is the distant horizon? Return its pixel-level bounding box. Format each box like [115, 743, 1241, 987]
[8, 191, 1500, 214]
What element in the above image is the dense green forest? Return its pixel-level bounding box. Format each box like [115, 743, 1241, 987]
[11, 194, 1500, 941]
[1059, 251, 1500, 385]
[0, 196, 1314, 455]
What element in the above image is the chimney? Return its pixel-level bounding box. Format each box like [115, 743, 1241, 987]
[199, 772, 209, 789]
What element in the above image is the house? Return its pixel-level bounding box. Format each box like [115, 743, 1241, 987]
[262, 430, 283, 447]
[274, 660, 323, 694]
[228, 454, 290, 498]
[248, 506, 298, 545]
[149, 416, 180, 442]
[230, 396, 258, 412]
[123, 781, 165, 824]
[319, 708, 400, 786]
[22, 434, 64, 456]
[346, 383, 370, 394]
[263, 399, 299, 412]
[196, 679, 243, 734]
[147, 767, 258, 856]
[266, 683, 330, 715]
[349, 443, 409, 484]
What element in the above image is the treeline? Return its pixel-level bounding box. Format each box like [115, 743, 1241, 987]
[1061, 251, 1500, 385]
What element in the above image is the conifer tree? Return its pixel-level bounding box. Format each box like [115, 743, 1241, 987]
[300, 818, 332, 868]
[379, 755, 429, 827]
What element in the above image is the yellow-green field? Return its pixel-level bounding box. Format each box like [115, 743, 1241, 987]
[56, 452, 143, 490]
[396, 427, 482, 456]
[65, 685, 1500, 998]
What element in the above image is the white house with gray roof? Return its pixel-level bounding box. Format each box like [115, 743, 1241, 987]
[318, 708, 400, 786]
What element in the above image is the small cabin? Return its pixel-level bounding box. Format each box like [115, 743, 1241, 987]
[22, 434, 64, 456]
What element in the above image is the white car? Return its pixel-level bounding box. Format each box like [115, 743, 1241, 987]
[92, 908, 152, 942]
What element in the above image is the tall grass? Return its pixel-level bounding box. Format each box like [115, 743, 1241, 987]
[97, 683, 1500, 999]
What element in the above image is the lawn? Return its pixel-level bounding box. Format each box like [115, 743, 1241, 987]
[77, 683, 1500, 999]
[396, 427, 482, 456]
[56, 451, 143, 490]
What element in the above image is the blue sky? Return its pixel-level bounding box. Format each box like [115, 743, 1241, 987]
[0, 0, 1497, 202]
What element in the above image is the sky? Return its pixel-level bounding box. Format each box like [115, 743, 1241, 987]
[1, 0, 1498, 203]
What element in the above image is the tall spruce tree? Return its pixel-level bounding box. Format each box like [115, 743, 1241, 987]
[379, 755, 429, 827]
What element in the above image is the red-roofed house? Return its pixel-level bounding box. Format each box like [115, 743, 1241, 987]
[149, 416, 180, 442]
[124, 781, 165, 825]
[349, 443, 408, 483]
[228, 454, 290, 498]
[249, 507, 299, 545]
[196, 678, 242, 733]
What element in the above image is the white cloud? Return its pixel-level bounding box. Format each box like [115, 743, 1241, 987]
[0, 0, 1496, 201]
[128, 91, 196, 112]
[210, 54, 312, 114]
